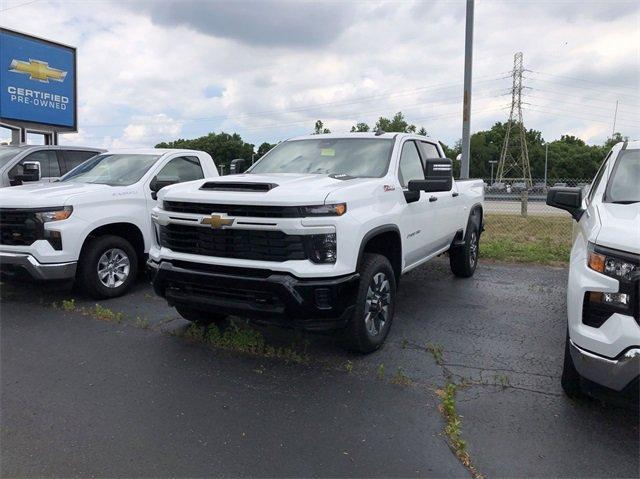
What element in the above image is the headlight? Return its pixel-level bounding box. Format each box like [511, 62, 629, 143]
[35, 206, 73, 223]
[307, 233, 337, 264]
[302, 203, 347, 217]
[587, 243, 637, 280]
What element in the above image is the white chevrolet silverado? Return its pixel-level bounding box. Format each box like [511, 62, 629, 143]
[547, 140, 639, 405]
[148, 133, 484, 352]
[0, 149, 218, 298]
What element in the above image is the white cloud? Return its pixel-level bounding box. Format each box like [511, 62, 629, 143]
[0, 0, 637, 150]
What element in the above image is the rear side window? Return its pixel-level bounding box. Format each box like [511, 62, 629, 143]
[9, 150, 60, 178]
[398, 141, 425, 188]
[63, 150, 100, 172]
[156, 156, 204, 182]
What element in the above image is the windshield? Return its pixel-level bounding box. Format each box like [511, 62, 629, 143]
[0, 147, 22, 169]
[249, 138, 393, 177]
[606, 149, 640, 204]
[60, 154, 159, 186]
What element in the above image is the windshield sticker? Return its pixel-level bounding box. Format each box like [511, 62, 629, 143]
[320, 148, 335, 157]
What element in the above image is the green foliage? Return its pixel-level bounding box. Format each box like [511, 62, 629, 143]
[61, 299, 76, 311]
[92, 304, 123, 323]
[256, 142, 275, 158]
[156, 131, 255, 174]
[377, 363, 385, 380]
[312, 120, 331, 134]
[350, 122, 370, 132]
[426, 342, 444, 365]
[391, 367, 412, 386]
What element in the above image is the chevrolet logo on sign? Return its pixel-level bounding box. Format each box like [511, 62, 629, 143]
[201, 214, 235, 229]
[9, 58, 67, 83]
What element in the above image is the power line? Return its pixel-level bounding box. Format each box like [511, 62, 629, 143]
[525, 95, 639, 122]
[526, 103, 640, 125]
[523, 105, 640, 129]
[528, 69, 640, 96]
[0, 0, 40, 12]
[525, 76, 640, 101]
[528, 86, 639, 110]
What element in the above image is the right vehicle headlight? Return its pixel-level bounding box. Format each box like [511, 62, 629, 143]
[587, 243, 638, 281]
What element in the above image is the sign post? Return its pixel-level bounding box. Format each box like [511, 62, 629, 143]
[0, 27, 77, 144]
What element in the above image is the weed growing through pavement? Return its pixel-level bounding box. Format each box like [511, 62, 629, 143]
[493, 373, 510, 388]
[377, 363, 385, 380]
[401, 339, 408, 349]
[391, 367, 412, 386]
[91, 304, 123, 323]
[134, 316, 151, 329]
[61, 299, 76, 311]
[345, 360, 354, 373]
[426, 342, 444, 365]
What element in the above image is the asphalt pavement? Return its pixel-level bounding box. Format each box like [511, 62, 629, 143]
[1, 258, 638, 478]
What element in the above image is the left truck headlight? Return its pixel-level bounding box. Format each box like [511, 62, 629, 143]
[35, 206, 73, 223]
[587, 243, 637, 281]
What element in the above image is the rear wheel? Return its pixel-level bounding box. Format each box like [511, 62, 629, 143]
[346, 253, 396, 354]
[450, 211, 481, 278]
[561, 331, 584, 398]
[175, 305, 228, 326]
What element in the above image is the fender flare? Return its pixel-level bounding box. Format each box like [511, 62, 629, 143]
[356, 224, 402, 269]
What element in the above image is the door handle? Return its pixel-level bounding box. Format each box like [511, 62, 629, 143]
[429, 196, 438, 202]
[452, 192, 459, 197]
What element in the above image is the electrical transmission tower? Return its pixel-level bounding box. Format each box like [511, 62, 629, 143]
[496, 52, 532, 187]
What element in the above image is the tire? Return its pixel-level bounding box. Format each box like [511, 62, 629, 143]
[561, 331, 584, 398]
[450, 211, 481, 278]
[346, 253, 397, 354]
[175, 305, 228, 326]
[77, 235, 138, 299]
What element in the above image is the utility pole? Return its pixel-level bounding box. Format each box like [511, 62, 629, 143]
[496, 52, 532, 188]
[460, 0, 474, 179]
[612, 100, 619, 138]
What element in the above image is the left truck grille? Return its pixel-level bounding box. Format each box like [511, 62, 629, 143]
[0, 208, 43, 246]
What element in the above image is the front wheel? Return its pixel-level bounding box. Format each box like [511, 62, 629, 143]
[77, 235, 138, 299]
[346, 253, 396, 354]
[450, 213, 480, 278]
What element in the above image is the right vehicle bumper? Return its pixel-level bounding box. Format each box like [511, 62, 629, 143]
[0, 251, 77, 280]
[147, 259, 360, 331]
[570, 340, 640, 392]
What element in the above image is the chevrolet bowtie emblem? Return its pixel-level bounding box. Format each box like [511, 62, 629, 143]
[201, 214, 235, 229]
[9, 58, 67, 83]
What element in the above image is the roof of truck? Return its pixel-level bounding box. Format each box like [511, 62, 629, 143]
[103, 148, 208, 155]
[287, 132, 441, 142]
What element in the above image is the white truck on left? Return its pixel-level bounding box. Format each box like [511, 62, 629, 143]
[0, 149, 218, 298]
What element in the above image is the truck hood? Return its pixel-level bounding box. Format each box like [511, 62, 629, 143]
[0, 182, 113, 208]
[595, 202, 640, 255]
[160, 173, 379, 205]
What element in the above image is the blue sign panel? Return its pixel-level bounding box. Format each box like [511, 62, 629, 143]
[0, 28, 76, 131]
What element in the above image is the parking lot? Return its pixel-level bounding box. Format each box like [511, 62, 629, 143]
[1, 258, 638, 478]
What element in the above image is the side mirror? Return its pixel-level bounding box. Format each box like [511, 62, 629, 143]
[150, 176, 179, 200]
[546, 187, 584, 221]
[18, 161, 41, 182]
[408, 158, 453, 193]
[229, 158, 247, 174]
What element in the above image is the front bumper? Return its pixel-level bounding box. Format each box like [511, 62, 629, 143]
[147, 259, 359, 331]
[0, 251, 76, 280]
[570, 340, 640, 392]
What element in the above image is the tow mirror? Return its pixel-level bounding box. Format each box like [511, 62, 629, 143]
[230, 158, 247, 174]
[408, 158, 453, 193]
[546, 186, 584, 221]
[19, 161, 41, 183]
[150, 176, 180, 200]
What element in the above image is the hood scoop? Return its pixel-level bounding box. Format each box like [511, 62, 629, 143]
[199, 182, 278, 192]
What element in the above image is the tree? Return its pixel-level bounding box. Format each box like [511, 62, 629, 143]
[350, 122, 370, 132]
[156, 131, 254, 173]
[375, 112, 417, 133]
[313, 120, 331, 134]
[417, 127, 428, 136]
[257, 142, 275, 158]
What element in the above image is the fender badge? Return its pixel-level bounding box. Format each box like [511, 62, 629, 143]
[383, 184, 395, 192]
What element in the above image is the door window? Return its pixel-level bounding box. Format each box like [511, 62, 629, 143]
[155, 156, 204, 182]
[63, 150, 100, 172]
[8, 150, 60, 179]
[398, 141, 425, 188]
[587, 150, 611, 203]
[420, 142, 440, 161]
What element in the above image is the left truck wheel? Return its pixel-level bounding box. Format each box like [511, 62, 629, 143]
[77, 235, 138, 299]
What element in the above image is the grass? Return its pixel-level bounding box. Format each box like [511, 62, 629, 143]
[480, 214, 572, 265]
[390, 367, 412, 386]
[426, 342, 444, 365]
[377, 363, 385, 380]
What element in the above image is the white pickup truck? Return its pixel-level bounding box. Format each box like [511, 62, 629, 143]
[0, 149, 218, 298]
[148, 133, 484, 352]
[547, 140, 639, 405]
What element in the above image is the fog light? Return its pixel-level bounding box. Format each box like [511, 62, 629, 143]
[603, 292, 630, 306]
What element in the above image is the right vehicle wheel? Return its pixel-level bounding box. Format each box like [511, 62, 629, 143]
[561, 331, 584, 398]
[175, 305, 228, 326]
[346, 253, 396, 354]
[450, 212, 481, 278]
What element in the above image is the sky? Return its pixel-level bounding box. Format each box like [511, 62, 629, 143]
[0, 0, 638, 149]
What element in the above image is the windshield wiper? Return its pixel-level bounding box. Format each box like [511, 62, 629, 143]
[610, 200, 639, 204]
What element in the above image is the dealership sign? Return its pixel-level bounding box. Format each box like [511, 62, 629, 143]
[0, 28, 77, 132]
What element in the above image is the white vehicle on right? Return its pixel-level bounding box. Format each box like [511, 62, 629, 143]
[547, 141, 639, 405]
